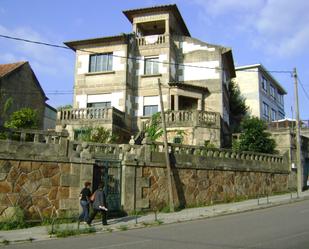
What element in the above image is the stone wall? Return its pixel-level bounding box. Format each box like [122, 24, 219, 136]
[0, 128, 293, 219]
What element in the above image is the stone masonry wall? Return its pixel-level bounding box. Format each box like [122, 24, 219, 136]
[141, 166, 289, 210]
[0, 159, 87, 221]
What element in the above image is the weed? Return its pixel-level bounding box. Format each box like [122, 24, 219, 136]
[2, 240, 10, 245]
[118, 225, 128, 231]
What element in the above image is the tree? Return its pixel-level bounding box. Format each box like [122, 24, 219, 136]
[229, 79, 249, 132]
[145, 112, 163, 141]
[4, 108, 38, 129]
[56, 104, 72, 111]
[233, 117, 276, 154]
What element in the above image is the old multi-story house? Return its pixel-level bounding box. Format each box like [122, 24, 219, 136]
[0, 61, 55, 129]
[235, 64, 287, 122]
[57, 4, 236, 147]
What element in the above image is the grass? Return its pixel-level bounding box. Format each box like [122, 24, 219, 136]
[118, 225, 128, 231]
[50, 227, 96, 238]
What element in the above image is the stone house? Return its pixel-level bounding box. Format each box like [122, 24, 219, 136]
[235, 64, 287, 121]
[57, 4, 236, 147]
[0, 61, 55, 129]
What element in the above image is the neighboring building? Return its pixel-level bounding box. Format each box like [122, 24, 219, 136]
[43, 104, 57, 130]
[0, 61, 53, 129]
[235, 64, 286, 122]
[57, 4, 236, 146]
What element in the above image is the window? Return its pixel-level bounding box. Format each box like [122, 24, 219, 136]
[87, 102, 111, 108]
[143, 105, 158, 116]
[262, 102, 269, 120]
[144, 57, 159, 75]
[278, 94, 284, 104]
[89, 53, 113, 72]
[270, 84, 276, 99]
[261, 76, 268, 92]
[271, 109, 276, 121]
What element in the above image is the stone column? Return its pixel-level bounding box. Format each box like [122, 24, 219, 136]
[197, 98, 202, 111]
[175, 94, 179, 111]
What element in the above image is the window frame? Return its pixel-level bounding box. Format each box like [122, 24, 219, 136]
[143, 105, 158, 116]
[89, 53, 113, 73]
[270, 84, 276, 99]
[261, 76, 268, 92]
[144, 57, 159, 75]
[87, 101, 111, 108]
[262, 102, 269, 120]
[271, 108, 276, 121]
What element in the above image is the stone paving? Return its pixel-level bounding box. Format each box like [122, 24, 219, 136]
[1, 191, 309, 245]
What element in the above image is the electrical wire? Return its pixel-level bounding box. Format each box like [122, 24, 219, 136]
[298, 77, 309, 102]
[0, 34, 293, 74]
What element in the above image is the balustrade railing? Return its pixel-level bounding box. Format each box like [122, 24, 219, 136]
[156, 110, 220, 128]
[148, 142, 284, 164]
[0, 128, 68, 144]
[136, 34, 168, 46]
[57, 107, 125, 126]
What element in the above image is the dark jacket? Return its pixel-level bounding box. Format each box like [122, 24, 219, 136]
[92, 188, 106, 210]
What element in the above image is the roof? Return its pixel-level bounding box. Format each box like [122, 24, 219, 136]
[235, 64, 287, 94]
[123, 4, 190, 37]
[64, 34, 129, 51]
[0, 61, 27, 78]
[168, 82, 209, 93]
[0, 61, 48, 101]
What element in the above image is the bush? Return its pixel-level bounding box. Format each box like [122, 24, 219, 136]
[4, 108, 38, 129]
[233, 117, 276, 154]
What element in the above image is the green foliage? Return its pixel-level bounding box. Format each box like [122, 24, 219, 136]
[233, 117, 276, 154]
[51, 227, 96, 238]
[4, 108, 38, 129]
[145, 112, 163, 141]
[204, 140, 217, 149]
[74, 126, 117, 143]
[118, 225, 128, 231]
[229, 80, 249, 132]
[56, 104, 72, 111]
[173, 130, 186, 144]
[0, 206, 27, 230]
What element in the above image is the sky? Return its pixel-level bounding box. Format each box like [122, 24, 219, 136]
[0, 0, 308, 119]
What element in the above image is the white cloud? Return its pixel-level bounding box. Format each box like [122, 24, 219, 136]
[0, 24, 71, 76]
[190, 0, 309, 57]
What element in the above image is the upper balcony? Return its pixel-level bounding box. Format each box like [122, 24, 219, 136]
[136, 34, 169, 47]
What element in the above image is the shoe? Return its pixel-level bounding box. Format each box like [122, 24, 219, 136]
[87, 222, 92, 227]
[103, 223, 108, 226]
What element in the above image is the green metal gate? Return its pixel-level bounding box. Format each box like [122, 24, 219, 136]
[92, 160, 122, 212]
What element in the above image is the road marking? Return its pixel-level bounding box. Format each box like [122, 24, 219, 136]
[88, 239, 152, 249]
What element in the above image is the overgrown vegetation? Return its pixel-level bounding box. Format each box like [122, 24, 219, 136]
[145, 112, 163, 141]
[50, 227, 96, 238]
[232, 117, 276, 154]
[0, 206, 27, 230]
[4, 108, 38, 129]
[229, 79, 249, 132]
[74, 126, 118, 143]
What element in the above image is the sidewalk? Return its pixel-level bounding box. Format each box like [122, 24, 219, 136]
[1, 191, 309, 245]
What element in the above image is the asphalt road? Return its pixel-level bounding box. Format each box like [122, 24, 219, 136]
[5, 199, 309, 249]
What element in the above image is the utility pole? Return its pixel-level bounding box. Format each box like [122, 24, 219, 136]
[293, 67, 302, 196]
[157, 78, 175, 212]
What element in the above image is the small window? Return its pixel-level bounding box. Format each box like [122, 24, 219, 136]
[278, 94, 284, 104]
[270, 85, 276, 99]
[144, 57, 159, 75]
[89, 53, 113, 72]
[278, 111, 285, 120]
[87, 102, 111, 108]
[263, 102, 269, 120]
[271, 109, 276, 121]
[143, 105, 158, 116]
[261, 77, 268, 92]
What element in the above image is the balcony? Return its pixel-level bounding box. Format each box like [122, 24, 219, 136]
[141, 110, 221, 129]
[57, 107, 126, 128]
[136, 34, 169, 47]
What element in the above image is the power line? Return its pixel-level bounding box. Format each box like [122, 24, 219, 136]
[298, 77, 309, 102]
[0, 34, 293, 74]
